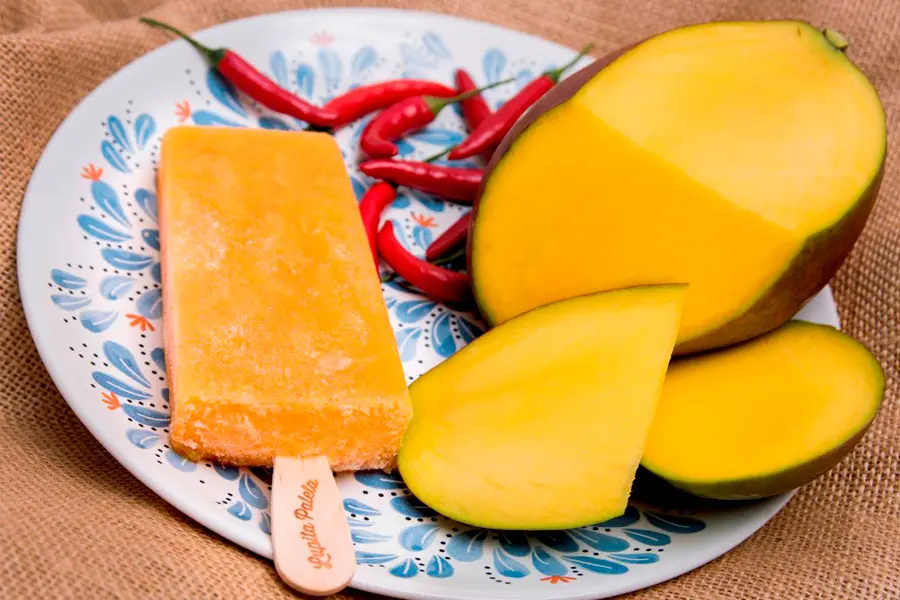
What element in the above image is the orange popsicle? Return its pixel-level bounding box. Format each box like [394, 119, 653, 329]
[158, 126, 411, 471]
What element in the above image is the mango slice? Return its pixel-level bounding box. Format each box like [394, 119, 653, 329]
[471, 21, 885, 354]
[398, 285, 685, 529]
[642, 321, 884, 500]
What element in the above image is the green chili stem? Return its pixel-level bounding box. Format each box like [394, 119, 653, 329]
[546, 43, 595, 82]
[139, 17, 224, 64]
[425, 77, 516, 114]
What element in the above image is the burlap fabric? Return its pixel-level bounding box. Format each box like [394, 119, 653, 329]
[1, 0, 898, 598]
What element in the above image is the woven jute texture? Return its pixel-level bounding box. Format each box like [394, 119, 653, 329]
[1, 0, 898, 598]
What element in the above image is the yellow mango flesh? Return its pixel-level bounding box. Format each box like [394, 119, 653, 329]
[398, 285, 685, 529]
[642, 321, 884, 499]
[473, 21, 885, 353]
[476, 106, 800, 342]
[581, 22, 884, 230]
[159, 127, 410, 470]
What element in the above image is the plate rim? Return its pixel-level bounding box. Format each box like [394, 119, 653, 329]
[15, 7, 834, 599]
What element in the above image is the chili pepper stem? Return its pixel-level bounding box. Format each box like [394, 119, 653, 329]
[432, 248, 466, 267]
[424, 77, 516, 114]
[423, 147, 452, 163]
[139, 17, 225, 64]
[546, 43, 595, 82]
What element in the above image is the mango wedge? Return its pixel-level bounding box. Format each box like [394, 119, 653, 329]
[642, 321, 884, 499]
[398, 285, 685, 529]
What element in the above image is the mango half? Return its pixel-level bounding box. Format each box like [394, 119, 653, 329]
[398, 285, 685, 530]
[642, 321, 884, 500]
[471, 21, 885, 355]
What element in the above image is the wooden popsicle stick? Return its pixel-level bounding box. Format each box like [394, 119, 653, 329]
[271, 455, 356, 596]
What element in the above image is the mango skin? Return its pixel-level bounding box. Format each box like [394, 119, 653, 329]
[677, 168, 883, 354]
[470, 22, 885, 355]
[657, 425, 873, 500]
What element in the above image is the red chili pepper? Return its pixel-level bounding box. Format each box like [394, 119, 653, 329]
[359, 181, 398, 266]
[325, 80, 457, 128]
[360, 149, 451, 266]
[448, 44, 594, 160]
[359, 159, 482, 204]
[455, 69, 492, 130]
[455, 69, 496, 162]
[360, 78, 512, 159]
[426, 213, 472, 261]
[378, 222, 471, 304]
[140, 18, 337, 127]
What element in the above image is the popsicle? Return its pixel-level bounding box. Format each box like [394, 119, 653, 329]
[158, 126, 411, 594]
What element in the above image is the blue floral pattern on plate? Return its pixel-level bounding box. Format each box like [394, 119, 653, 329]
[21, 10, 816, 600]
[46, 24, 703, 587]
[343, 472, 706, 583]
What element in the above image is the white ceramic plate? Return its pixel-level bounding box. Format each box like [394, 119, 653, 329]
[18, 8, 840, 599]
